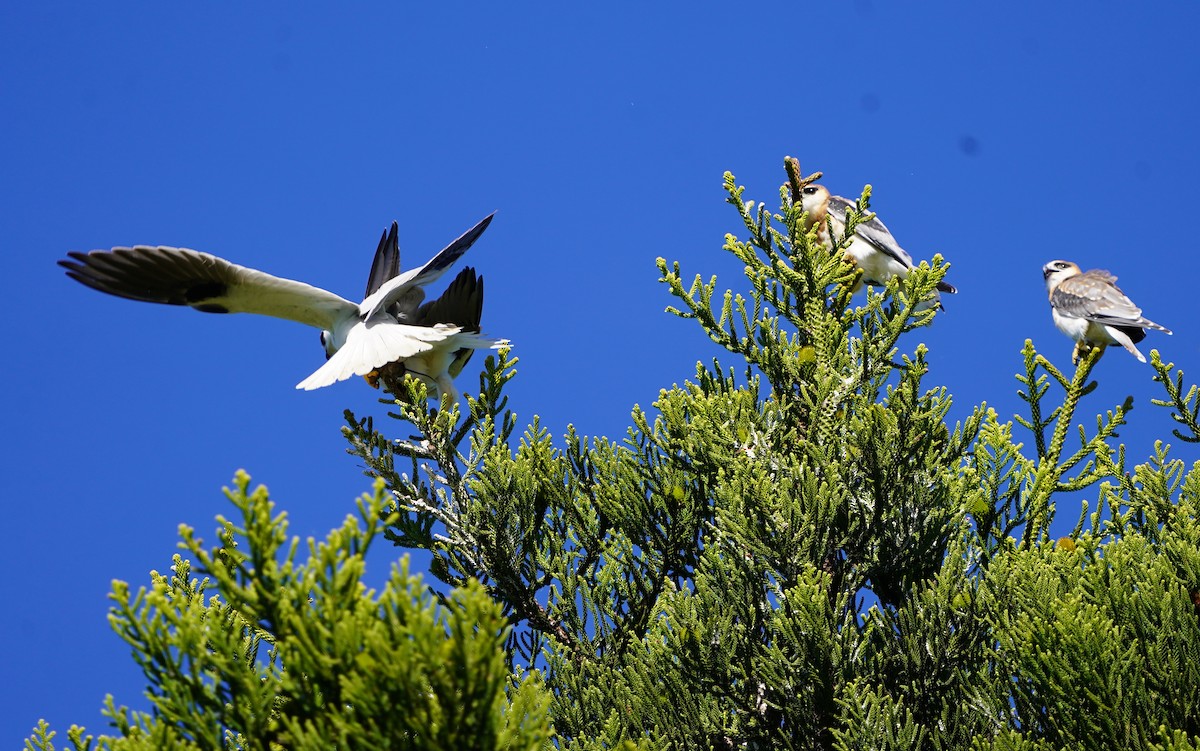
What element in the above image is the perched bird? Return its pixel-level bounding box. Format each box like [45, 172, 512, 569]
[59, 214, 506, 398]
[358, 221, 487, 401]
[799, 184, 956, 308]
[1042, 260, 1171, 364]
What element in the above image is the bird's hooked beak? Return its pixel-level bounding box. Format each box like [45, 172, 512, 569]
[1042, 260, 1075, 281]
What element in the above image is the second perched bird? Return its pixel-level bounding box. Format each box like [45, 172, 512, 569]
[1042, 260, 1171, 364]
[799, 184, 956, 309]
[59, 214, 506, 398]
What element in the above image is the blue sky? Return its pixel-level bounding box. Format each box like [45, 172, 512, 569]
[4, 3, 1199, 741]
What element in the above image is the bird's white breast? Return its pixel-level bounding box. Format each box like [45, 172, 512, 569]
[1051, 308, 1121, 346]
[846, 237, 910, 283]
[1050, 309, 1089, 341]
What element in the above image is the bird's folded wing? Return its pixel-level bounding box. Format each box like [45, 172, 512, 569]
[1058, 274, 1171, 334]
[1053, 276, 1142, 323]
[360, 212, 495, 318]
[295, 322, 464, 390]
[826, 195, 915, 268]
[60, 246, 356, 331]
[364, 222, 401, 298]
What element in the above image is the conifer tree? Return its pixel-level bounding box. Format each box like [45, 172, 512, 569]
[26, 474, 552, 750]
[346, 158, 1200, 749]
[32, 157, 1200, 750]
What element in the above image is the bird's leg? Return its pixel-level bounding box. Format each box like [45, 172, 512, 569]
[1072, 341, 1104, 365]
[377, 363, 416, 403]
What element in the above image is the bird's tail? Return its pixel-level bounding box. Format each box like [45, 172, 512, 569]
[412, 334, 510, 403]
[1105, 326, 1148, 363]
[296, 322, 462, 390]
[369, 333, 510, 402]
[1142, 319, 1172, 335]
[443, 331, 508, 352]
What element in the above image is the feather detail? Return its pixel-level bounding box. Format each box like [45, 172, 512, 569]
[296, 322, 464, 390]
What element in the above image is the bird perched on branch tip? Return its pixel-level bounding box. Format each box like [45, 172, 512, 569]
[799, 183, 956, 310]
[1042, 259, 1170, 364]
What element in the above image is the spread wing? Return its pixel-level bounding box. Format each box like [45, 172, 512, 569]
[296, 322, 464, 391]
[360, 212, 495, 318]
[415, 267, 484, 330]
[416, 268, 486, 378]
[60, 246, 357, 331]
[363, 220, 428, 320]
[826, 195, 915, 269]
[364, 221, 401, 298]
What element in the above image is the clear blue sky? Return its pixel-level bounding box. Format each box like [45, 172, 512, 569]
[5, 3, 1198, 741]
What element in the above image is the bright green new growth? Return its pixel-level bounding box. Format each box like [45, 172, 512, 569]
[343, 159, 1200, 749]
[27, 473, 551, 751]
[31, 157, 1200, 749]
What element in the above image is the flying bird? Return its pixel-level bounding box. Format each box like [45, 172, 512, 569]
[59, 214, 506, 399]
[358, 221, 488, 401]
[1042, 260, 1171, 364]
[799, 184, 956, 309]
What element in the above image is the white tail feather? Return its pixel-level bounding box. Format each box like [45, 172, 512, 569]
[399, 335, 510, 401]
[1105, 325, 1146, 363]
[295, 322, 462, 390]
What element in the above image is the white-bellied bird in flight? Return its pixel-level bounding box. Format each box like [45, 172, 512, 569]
[355, 218, 490, 401]
[59, 213, 506, 401]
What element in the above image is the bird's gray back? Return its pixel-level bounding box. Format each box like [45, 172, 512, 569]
[825, 195, 914, 268]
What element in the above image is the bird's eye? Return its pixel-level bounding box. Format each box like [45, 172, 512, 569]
[802, 186, 819, 195]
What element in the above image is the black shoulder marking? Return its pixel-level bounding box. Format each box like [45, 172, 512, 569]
[194, 303, 230, 314]
[185, 281, 228, 304]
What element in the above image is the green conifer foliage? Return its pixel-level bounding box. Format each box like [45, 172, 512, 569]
[27, 474, 551, 751]
[32, 157, 1200, 749]
[345, 158, 1200, 749]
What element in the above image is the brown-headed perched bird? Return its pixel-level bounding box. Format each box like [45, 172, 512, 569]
[1042, 260, 1171, 364]
[358, 220, 487, 402]
[799, 183, 956, 310]
[59, 214, 506, 400]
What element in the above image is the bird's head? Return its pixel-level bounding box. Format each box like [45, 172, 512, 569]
[1042, 259, 1081, 292]
[798, 184, 831, 228]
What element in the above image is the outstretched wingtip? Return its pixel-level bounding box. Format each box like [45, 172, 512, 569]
[463, 211, 492, 233]
[426, 212, 497, 274]
[58, 252, 86, 270]
[364, 220, 403, 298]
[358, 212, 498, 317]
